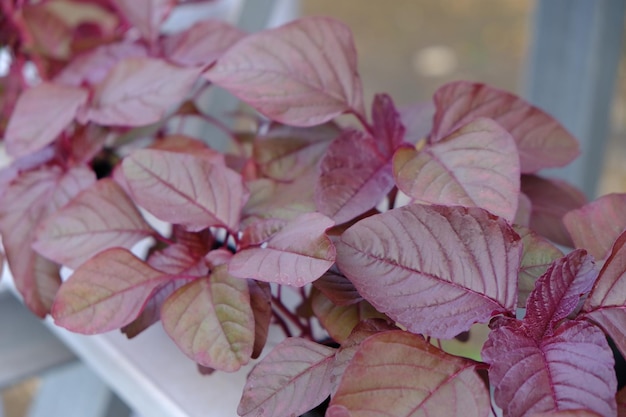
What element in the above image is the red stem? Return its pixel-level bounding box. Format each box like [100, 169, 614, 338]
[350, 109, 375, 136]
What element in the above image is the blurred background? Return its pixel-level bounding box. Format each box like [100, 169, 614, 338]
[2, 0, 625, 416]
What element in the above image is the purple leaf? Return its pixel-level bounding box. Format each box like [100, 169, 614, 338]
[336, 204, 521, 339]
[371, 93, 406, 155]
[394, 117, 520, 221]
[523, 250, 597, 340]
[52, 248, 171, 334]
[0, 165, 96, 316]
[315, 129, 398, 224]
[162, 19, 245, 67]
[229, 213, 335, 287]
[237, 337, 336, 417]
[33, 179, 154, 269]
[582, 230, 626, 357]
[482, 319, 616, 417]
[123, 149, 247, 232]
[5, 83, 88, 158]
[239, 218, 287, 248]
[205, 17, 365, 126]
[22, 4, 72, 59]
[111, 0, 174, 43]
[253, 122, 339, 181]
[311, 288, 386, 343]
[429, 81, 580, 173]
[312, 265, 362, 306]
[564, 193, 626, 260]
[54, 42, 148, 87]
[161, 265, 254, 371]
[398, 100, 435, 144]
[522, 175, 587, 247]
[86, 58, 200, 126]
[516, 226, 564, 308]
[327, 330, 491, 417]
[531, 411, 603, 417]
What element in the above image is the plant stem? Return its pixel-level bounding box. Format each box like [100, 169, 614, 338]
[350, 109, 375, 136]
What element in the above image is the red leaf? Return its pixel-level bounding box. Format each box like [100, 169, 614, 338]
[161, 266, 254, 371]
[33, 179, 154, 268]
[582, 230, 626, 357]
[312, 265, 362, 307]
[564, 193, 626, 260]
[618, 386, 626, 417]
[523, 250, 597, 340]
[205, 17, 365, 126]
[482, 319, 616, 417]
[111, 0, 175, 43]
[162, 19, 245, 67]
[229, 213, 335, 287]
[5, 83, 89, 158]
[237, 337, 336, 417]
[521, 175, 587, 247]
[532, 411, 603, 417]
[429, 81, 580, 173]
[52, 248, 171, 333]
[327, 331, 491, 417]
[315, 130, 397, 224]
[55, 42, 148, 87]
[86, 58, 200, 126]
[336, 204, 521, 339]
[0, 165, 96, 315]
[123, 149, 247, 232]
[394, 117, 520, 221]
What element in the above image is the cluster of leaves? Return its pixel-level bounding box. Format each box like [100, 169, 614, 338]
[2, 1, 626, 416]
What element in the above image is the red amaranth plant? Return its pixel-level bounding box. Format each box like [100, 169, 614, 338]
[1, 1, 626, 416]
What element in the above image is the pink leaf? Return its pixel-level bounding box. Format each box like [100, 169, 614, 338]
[0, 165, 95, 315]
[315, 130, 398, 224]
[162, 19, 245, 67]
[55, 42, 148, 87]
[582, 230, 626, 357]
[111, 0, 174, 43]
[531, 411, 603, 417]
[336, 204, 521, 339]
[523, 250, 597, 340]
[5, 83, 88, 158]
[516, 226, 564, 308]
[248, 280, 272, 359]
[22, 4, 72, 59]
[237, 337, 336, 417]
[123, 149, 247, 232]
[327, 331, 491, 417]
[253, 122, 339, 182]
[564, 193, 626, 260]
[618, 387, 626, 417]
[33, 179, 154, 269]
[229, 213, 335, 287]
[239, 218, 287, 248]
[482, 319, 616, 417]
[205, 17, 365, 126]
[522, 175, 587, 247]
[161, 266, 254, 371]
[394, 117, 520, 221]
[52, 248, 170, 333]
[86, 58, 200, 126]
[429, 81, 580, 173]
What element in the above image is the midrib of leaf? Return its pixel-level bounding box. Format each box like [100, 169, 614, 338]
[341, 239, 505, 309]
